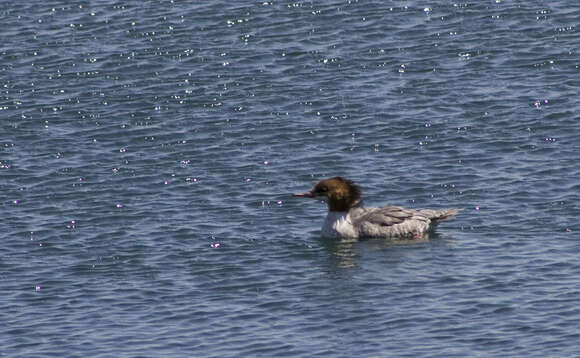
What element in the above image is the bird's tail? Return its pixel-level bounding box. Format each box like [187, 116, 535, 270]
[420, 208, 463, 223]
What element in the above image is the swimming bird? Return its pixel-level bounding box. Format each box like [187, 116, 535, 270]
[294, 177, 462, 240]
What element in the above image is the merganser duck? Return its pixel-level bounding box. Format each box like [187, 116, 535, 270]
[294, 177, 462, 240]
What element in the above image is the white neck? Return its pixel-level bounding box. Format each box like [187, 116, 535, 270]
[321, 211, 358, 239]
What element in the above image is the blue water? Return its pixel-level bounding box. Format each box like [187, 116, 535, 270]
[2, 1, 580, 357]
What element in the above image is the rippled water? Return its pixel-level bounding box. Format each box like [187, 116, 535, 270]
[2, 1, 580, 357]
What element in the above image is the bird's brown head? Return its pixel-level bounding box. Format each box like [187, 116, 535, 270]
[293, 177, 361, 212]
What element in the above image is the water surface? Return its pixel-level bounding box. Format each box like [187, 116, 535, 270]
[2, 1, 580, 357]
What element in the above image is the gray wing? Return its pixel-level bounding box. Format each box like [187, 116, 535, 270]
[418, 208, 462, 223]
[352, 206, 432, 239]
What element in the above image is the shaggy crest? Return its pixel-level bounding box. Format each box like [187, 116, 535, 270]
[307, 177, 361, 212]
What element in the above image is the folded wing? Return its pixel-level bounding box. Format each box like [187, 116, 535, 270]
[352, 206, 462, 239]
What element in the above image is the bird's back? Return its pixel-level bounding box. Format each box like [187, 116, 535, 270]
[351, 205, 461, 239]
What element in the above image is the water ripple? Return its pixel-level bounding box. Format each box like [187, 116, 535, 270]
[3, 1, 580, 357]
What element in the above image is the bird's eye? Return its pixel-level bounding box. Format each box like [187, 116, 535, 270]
[319, 186, 328, 192]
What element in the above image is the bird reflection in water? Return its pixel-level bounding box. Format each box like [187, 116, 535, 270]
[321, 234, 441, 270]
